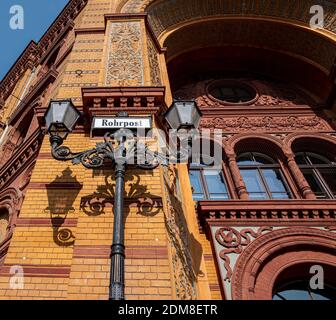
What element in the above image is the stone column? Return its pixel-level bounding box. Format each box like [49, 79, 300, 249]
[227, 153, 249, 200]
[286, 153, 316, 199]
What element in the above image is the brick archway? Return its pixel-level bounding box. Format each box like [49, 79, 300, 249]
[231, 227, 336, 300]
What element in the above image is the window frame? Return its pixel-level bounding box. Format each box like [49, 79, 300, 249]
[189, 164, 230, 201]
[295, 152, 336, 199]
[237, 152, 292, 200]
[210, 84, 255, 104]
[207, 80, 258, 106]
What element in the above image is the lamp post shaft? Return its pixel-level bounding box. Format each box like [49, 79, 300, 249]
[109, 161, 126, 300]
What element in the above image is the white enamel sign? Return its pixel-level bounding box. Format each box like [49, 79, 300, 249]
[93, 117, 152, 129]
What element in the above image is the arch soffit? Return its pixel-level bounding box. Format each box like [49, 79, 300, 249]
[120, 0, 336, 41]
[162, 18, 335, 74]
[119, 1, 336, 75]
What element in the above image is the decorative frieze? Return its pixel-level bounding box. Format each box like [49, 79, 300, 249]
[200, 116, 330, 132]
[0, 130, 42, 190]
[209, 225, 336, 300]
[82, 86, 165, 119]
[198, 200, 336, 228]
[211, 225, 273, 282]
[105, 21, 144, 86]
[147, 35, 161, 86]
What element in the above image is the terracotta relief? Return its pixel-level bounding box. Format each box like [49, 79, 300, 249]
[174, 79, 314, 107]
[200, 116, 329, 132]
[0, 211, 9, 244]
[140, 0, 336, 38]
[162, 166, 197, 300]
[213, 226, 273, 283]
[147, 35, 161, 86]
[105, 21, 144, 86]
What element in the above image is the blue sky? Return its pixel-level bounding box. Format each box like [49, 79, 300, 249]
[0, 0, 69, 80]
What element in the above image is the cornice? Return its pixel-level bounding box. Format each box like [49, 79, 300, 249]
[0, 129, 42, 190]
[197, 199, 336, 233]
[8, 68, 58, 125]
[81, 86, 167, 121]
[0, 41, 38, 102]
[0, 0, 88, 104]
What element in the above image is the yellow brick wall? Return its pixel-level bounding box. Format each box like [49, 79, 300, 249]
[0, 133, 173, 299]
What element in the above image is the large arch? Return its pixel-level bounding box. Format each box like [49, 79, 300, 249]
[120, 0, 336, 41]
[164, 18, 335, 101]
[231, 227, 336, 300]
[120, 0, 336, 103]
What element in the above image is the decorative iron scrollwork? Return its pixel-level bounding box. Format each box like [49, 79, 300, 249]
[50, 131, 169, 170]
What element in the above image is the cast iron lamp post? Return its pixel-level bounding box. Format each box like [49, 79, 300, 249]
[44, 99, 202, 300]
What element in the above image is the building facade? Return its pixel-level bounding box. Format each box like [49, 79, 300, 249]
[0, 0, 336, 300]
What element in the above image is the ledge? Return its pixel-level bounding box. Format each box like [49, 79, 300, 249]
[0, 129, 42, 189]
[197, 200, 336, 231]
[82, 86, 167, 119]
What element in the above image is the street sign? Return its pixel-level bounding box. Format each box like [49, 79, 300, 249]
[93, 117, 152, 130]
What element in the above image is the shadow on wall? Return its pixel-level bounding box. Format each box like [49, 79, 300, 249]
[163, 165, 203, 296]
[80, 169, 162, 218]
[45, 167, 82, 247]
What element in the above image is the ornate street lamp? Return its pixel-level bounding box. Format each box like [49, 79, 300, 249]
[164, 100, 202, 130]
[44, 99, 202, 300]
[45, 100, 81, 141]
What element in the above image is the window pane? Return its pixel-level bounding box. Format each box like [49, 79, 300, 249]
[272, 193, 291, 200]
[263, 169, 290, 199]
[237, 153, 255, 165]
[307, 153, 330, 165]
[204, 170, 229, 200]
[275, 289, 311, 300]
[220, 87, 234, 97]
[189, 170, 205, 200]
[302, 169, 329, 199]
[253, 153, 275, 165]
[241, 169, 268, 199]
[249, 193, 269, 200]
[209, 193, 230, 200]
[235, 87, 250, 98]
[273, 280, 336, 300]
[319, 169, 336, 194]
[210, 84, 255, 103]
[295, 153, 308, 165]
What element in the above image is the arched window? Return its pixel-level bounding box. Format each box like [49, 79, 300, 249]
[237, 152, 291, 200]
[189, 163, 230, 201]
[295, 152, 336, 199]
[0, 208, 9, 244]
[273, 280, 336, 300]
